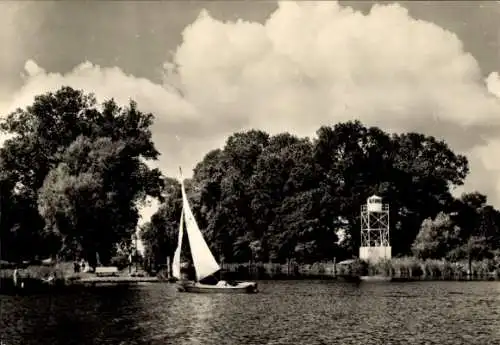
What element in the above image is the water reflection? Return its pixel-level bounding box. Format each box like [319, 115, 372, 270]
[1, 286, 148, 345]
[179, 294, 216, 345]
[2, 281, 499, 345]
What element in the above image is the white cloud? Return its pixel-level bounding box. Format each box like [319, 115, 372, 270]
[5, 59, 206, 175]
[1, 1, 500, 221]
[487, 71, 500, 98]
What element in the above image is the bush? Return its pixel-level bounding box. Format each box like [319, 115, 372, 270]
[367, 259, 392, 276]
[471, 259, 494, 276]
[0, 260, 16, 269]
[0, 265, 65, 280]
[351, 259, 368, 276]
[390, 257, 422, 277]
[110, 255, 130, 270]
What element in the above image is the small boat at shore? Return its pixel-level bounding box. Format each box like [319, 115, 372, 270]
[172, 168, 258, 294]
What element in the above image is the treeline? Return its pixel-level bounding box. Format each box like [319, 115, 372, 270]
[0, 87, 164, 267]
[141, 123, 500, 268]
[1, 87, 499, 270]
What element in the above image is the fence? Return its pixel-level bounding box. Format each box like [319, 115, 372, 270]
[219, 260, 500, 281]
[220, 261, 341, 280]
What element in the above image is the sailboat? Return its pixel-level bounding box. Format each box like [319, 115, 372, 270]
[172, 169, 258, 294]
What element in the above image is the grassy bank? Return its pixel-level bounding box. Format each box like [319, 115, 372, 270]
[0, 262, 151, 294]
[0, 263, 73, 280]
[362, 257, 499, 281]
[0, 264, 68, 294]
[2, 257, 498, 292]
[221, 261, 352, 280]
[220, 257, 500, 281]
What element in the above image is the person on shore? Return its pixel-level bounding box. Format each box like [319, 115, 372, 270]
[13, 268, 19, 287]
[187, 261, 196, 281]
[42, 272, 55, 285]
[179, 260, 196, 282]
[73, 260, 80, 273]
[13, 268, 24, 289]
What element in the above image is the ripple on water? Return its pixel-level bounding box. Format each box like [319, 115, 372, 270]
[1, 281, 499, 345]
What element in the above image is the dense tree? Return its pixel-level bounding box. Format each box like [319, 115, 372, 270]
[2, 89, 488, 267]
[312, 122, 469, 255]
[252, 134, 339, 263]
[313, 122, 395, 252]
[389, 132, 468, 253]
[139, 177, 182, 271]
[141, 120, 490, 267]
[0, 87, 164, 264]
[411, 212, 461, 260]
[3, 88, 494, 267]
[0, 169, 49, 261]
[445, 192, 500, 261]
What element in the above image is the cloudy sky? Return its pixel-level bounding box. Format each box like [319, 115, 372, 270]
[1, 1, 499, 227]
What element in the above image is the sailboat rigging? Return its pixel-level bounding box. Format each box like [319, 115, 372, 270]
[173, 168, 258, 294]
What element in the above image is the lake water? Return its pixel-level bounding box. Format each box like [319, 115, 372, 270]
[1, 280, 499, 345]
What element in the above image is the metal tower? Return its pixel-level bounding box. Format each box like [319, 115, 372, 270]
[360, 195, 391, 263]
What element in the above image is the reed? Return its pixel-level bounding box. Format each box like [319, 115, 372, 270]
[0, 265, 65, 280]
[221, 257, 499, 281]
[221, 261, 339, 279]
[364, 257, 499, 280]
[0, 265, 68, 294]
[389, 257, 423, 278]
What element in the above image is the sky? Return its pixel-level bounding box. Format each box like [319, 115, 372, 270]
[1, 1, 499, 237]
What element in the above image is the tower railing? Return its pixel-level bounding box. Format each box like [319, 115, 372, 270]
[361, 204, 390, 212]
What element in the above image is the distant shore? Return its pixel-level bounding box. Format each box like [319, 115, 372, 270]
[1, 256, 498, 295]
[219, 257, 500, 281]
[0, 262, 158, 294]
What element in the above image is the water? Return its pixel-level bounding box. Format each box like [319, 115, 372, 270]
[1, 281, 499, 345]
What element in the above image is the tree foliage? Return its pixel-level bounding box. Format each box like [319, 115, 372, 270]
[141, 120, 498, 267]
[0, 87, 163, 264]
[139, 177, 182, 271]
[412, 212, 460, 260]
[2, 87, 497, 266]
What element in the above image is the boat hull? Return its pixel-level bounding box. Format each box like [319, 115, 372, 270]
[177, 280, 258, 294]
[360, 275, 392, 282]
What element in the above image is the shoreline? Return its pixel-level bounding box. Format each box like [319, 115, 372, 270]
[0, 264, 160, 295]
[1, 257, 498, 294]
[218, 258, 499, 282]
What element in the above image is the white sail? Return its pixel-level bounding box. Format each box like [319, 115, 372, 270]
[172, 207, 184, 280]
[180, 179, 220, 281]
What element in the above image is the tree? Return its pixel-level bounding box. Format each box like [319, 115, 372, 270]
[139, 177, 182, 271]
[446, 193, 500, 261]
[141, 120, 491, 264]
[412, 212, 460, 259]
[452, 192, 487, 240]
[476, 205, 500, 248]
[188, 131, 270, 262]
[38, 163, 102, 262]
[312, 121, 468, 255]
[250, 134, 340, 262]
[313, 121, 395, 252]
[0, 86, 164, 263]
[389, 133, 468, 253]
[0, 168, 49, 261]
